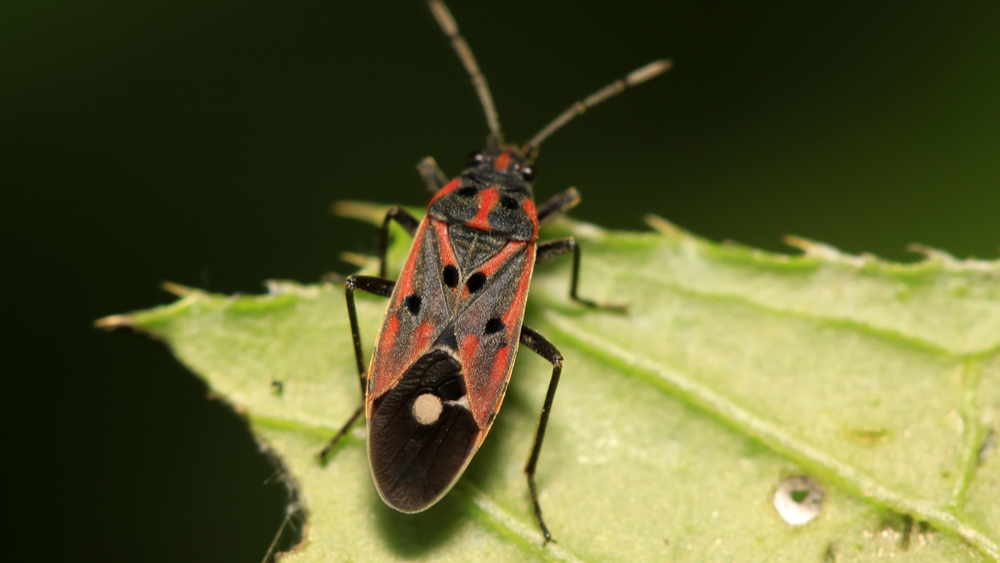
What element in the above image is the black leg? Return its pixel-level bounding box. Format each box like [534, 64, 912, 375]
[416, 156, 449, 193]
[536, 187, 580, 226]
[519, 325, 564, 544]
[318, 403, 364, 462]
[318, 275, 395, 462]
[537, 238, 626, 311]
[377, 207, 420, 278]
[345, 275, 395, 390]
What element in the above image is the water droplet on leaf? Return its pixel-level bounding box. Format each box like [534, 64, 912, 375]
[774, 475, 824, 526]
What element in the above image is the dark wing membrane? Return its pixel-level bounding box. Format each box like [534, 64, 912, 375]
[367, 218, 452, 401]
[368, 350, 479, 512]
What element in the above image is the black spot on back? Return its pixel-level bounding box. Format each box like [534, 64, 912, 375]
[443, 265, 459, 288]
[404, 294, 421, 315]
[467, 272, 487, 293]
[484, 317, 505, 335]
[457, 186, 478, 197]
[500, 196, 519, 210]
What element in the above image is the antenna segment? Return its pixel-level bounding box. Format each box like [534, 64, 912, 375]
[428, 1, 503, 148]
[523, 59, 672, 158]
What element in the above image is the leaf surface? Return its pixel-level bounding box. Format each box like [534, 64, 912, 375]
[101, 204, 1000, 562]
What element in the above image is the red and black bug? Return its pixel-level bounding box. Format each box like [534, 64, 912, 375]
[319, 1, 670, 542]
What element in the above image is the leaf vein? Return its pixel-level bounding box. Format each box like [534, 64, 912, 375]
[545, 311, 1000, 562]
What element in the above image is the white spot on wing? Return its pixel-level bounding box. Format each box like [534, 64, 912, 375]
[412, 393, 443, 425]
[446, 395, 471, 410]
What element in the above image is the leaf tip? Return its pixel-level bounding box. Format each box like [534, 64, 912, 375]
[340, 252, 377, 270]
[93, 314, 134, 330]
[565, 219, 607, 240]
[909, 244, 1000, 272]
[783, 235, 866, 265]
[782, 234, 814, 252]
[907, 244, 961, 265]
[644, 214, 683, 236]
[333, 201, 389, 225]
[265, 280, 323, 297]
[161, 281, 197, 297]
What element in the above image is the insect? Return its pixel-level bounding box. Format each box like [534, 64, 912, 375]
[319, 0, 670, 543]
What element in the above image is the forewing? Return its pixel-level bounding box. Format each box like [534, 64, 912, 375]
[366, 218, 451, 403]
[454, 241, 535, 427]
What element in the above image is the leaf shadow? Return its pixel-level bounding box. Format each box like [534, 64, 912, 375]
[373, 490, 466, 556]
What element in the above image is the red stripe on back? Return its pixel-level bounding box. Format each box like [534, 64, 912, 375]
[502, 242, 534, 330]
[494, 151, 510, 171]
[522, 198, 539, 240]
[393, 220, 427, 298]
[432, 219, 458, 267]
[379, 315, 400, 359]
[465, 187, 499, 231]
[409, 321, 435, 364]
[459, 334, 480, 375]
[428, 178, 461, 205]
[478, 240, 524, 277]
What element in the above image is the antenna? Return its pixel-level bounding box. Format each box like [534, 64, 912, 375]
[428, 1, 503, 149]
[523, 59, 672, 159]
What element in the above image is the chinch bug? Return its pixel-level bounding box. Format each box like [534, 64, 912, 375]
[320, 0, 670, 543]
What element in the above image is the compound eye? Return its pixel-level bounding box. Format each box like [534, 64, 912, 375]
[520, 165, 535, 181]
[466, 151, 485, 166]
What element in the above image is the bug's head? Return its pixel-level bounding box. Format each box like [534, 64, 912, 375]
[464, 145, 535, 188]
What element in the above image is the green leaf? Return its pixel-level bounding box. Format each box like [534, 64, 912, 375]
[99, 203, 1000, 562]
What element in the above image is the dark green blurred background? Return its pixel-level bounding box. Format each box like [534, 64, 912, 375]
[4, 0, 997, 561]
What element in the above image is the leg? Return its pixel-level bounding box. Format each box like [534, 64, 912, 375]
[318, 275, 395, 462]
[416, 156, 449, 192]
[344, 276, 395, 393]
[537, 238, 626, 311]
[318, 404, 364, 462]
[377, 207, 420, 278]
[519, 325, 564, 544]
[536, 187, 580, 226]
